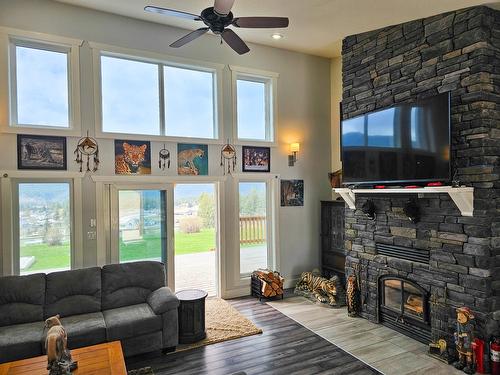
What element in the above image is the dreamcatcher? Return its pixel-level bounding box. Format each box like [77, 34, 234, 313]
[74, 131, 99, 172]
[159, 144, 171, 170]
[220, 141, 237, 175]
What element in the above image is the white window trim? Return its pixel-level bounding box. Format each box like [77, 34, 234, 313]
[0, 27, 82, 136]
[231, 173, 280, 289]
[0, 172, 84, 276]
[90, 42, 225, 144]
[230, 65, 278, 146]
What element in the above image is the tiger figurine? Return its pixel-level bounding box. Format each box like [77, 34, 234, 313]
[115, 142, 148, 174]
[178, 148, 205, 175]
[295, 271, 338, 306]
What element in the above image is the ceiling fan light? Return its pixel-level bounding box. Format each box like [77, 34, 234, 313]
[271, 33, 284, 40]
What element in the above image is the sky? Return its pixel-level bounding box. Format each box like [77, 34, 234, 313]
[16, 46, 69, 127]
[16, 46, 267, 140]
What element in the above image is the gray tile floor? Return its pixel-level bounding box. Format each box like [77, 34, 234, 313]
[268, 296, 462, 375]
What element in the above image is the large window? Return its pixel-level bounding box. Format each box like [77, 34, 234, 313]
[11, 42, 70, 128]
[99, 53, 216, 139]
[233, 68, 276, 142]
[17, 182, 72, 275]
[239, 181, 268, 275]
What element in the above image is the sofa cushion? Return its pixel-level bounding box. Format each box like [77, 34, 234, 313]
[45, 267, 101, 319]
[103, 303, 162, 341]
[102, 261, 166, 310]
[0, 273, 45, 327]
[0, 321, 44, 363]
[147, 287, 179, 315]
[61, 312, 106, 350]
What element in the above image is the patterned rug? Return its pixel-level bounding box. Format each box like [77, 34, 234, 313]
[175, 297, 262, 352]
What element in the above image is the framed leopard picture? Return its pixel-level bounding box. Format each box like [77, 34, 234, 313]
[114, 140, 151, 175]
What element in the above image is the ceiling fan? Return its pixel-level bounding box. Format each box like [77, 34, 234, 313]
[145, 0, 289, 55]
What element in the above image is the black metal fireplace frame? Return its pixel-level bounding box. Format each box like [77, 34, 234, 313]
[377, 275, 431, 343]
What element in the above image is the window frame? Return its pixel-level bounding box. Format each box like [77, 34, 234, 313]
[230, 65, 278, 145]
[91, 43, 224, 143]
[0, 28, 82, 136]
[1, 173, 84, 276]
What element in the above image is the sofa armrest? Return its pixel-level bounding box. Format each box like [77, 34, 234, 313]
[147, 287, 179, 315]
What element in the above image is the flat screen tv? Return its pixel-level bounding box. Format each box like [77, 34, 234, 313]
[341, 92, 451, 186]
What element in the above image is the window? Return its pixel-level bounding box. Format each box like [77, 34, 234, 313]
[232, 67, 277, 142]
[99, 53, 217, 139]
[17, 182, 72, 275]
[7, 34, 80, 132]
[118, 190, 166, 263]
[101, 56, 160, 135]
[164, 66, 215, 139]
[239, 181, 269, 275]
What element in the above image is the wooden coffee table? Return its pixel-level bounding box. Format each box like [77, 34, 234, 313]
[0, 341, 127, 375]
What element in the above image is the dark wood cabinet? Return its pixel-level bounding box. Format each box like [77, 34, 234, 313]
[320, 201, 346, 280]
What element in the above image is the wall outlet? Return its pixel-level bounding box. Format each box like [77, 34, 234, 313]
[87, 231, 97, 240]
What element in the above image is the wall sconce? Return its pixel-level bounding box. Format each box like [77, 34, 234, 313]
[288, 143, 300, 167]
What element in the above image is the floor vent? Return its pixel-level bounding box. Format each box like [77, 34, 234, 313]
[376, 243, 430, 264]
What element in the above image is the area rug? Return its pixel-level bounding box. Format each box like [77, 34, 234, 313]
[175, 297, 262, 352]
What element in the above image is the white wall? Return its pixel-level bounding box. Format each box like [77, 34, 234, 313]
[0, 0, 331, 295]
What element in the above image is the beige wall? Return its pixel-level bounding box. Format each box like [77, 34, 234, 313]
[0, 0, 331, 294]
[330, 57, 343, 173]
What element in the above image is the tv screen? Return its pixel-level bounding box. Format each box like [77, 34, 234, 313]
[341, 93, 451, 186]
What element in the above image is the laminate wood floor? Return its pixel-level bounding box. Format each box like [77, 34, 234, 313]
[268, 296, 463, 375]
[126, 297, 381, 375]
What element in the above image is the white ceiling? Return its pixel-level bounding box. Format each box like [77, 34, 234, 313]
[56, 0, 500, 58]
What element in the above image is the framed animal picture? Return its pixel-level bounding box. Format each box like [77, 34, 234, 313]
[17, 134, 67, 170]
[281, 179, 304, 206]
[177, 143, 208, 175]
[242, 146, 270, 172]
[114, 140, 151, 175]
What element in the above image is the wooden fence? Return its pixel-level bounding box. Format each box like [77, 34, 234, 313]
[239, 216, 266, 245]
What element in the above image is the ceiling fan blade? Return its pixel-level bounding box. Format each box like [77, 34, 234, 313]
[222, 29, 250, 55]
[170, 28, 209, 48]
[214, 0, 235, 16]
[233, 17, 289, 28]
[144, 6, 201, 21]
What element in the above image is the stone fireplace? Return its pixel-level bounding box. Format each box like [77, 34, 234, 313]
[340, 4, 500, 365]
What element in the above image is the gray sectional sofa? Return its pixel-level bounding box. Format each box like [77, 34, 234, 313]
[0, 261, 179, 363]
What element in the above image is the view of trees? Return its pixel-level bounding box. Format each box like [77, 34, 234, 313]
[240, 188, 266, 216]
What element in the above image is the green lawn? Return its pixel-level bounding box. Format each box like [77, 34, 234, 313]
[21, 228, 217, 272]
[21, 227, 265, 273]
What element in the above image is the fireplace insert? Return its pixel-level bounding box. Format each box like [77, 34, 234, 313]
[377, 275, 431, 343]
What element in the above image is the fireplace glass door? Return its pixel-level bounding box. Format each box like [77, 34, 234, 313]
[379, 276, 430, 343]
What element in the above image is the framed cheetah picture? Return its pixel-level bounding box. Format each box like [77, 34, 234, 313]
[114, 140, 151, 175]
[17, 134, 67, 170]
[177, 143, 208, 175]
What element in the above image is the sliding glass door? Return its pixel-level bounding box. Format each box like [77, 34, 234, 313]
[174, 183, 218, 296]
[117, 190, 167, 263]
[110, 183, 219, 296]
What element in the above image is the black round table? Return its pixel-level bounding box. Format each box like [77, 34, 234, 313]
[176, 289, 208, 344]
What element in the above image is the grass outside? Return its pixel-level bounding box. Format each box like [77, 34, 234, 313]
[21, 228, 216, 272]
[21, 227, 266, 272]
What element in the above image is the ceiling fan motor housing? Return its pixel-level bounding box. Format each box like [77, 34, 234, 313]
[201, 7, 234, 34]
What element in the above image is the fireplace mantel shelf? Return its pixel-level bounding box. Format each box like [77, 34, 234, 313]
[333, 186, 474, 216]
